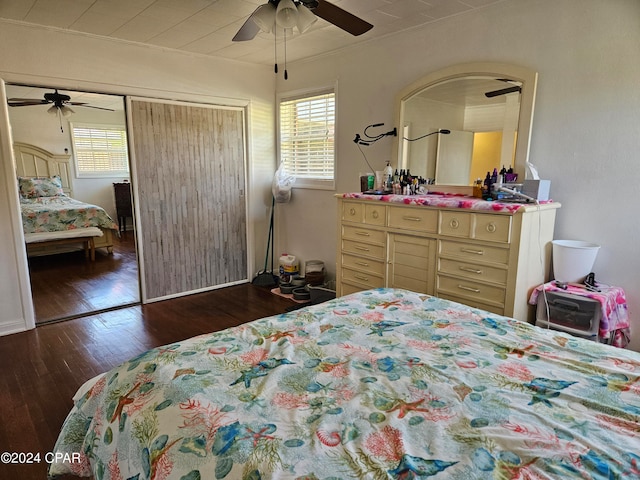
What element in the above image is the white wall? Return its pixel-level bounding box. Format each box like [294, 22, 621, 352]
[276, 0, 640, 351]
[0, 20, 276, 335]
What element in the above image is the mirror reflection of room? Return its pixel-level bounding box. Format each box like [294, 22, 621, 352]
[7, 84, 140, 324]
[401, 75, 522, 186]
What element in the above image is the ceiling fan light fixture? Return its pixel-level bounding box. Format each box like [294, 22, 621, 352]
[296, 4, 317, 33]
[253, 3, 276, 33]
[276, 0, 298, 29]
[60, 106, 75, 117]
[47, 105, 58, 116]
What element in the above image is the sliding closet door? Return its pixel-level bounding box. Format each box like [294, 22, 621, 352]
[129, 99, 247, 301]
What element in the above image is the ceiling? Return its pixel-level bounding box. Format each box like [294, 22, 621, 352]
[0, 0, 509, 66]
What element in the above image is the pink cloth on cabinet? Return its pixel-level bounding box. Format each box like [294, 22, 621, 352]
[529, 282, 631, 348]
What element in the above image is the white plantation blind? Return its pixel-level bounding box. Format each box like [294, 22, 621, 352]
[279, 91, 335, 187]
[71, 124, 129, 176]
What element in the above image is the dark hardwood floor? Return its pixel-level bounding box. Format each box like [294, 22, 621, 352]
[28, 233, 140, 324]
[0, 283, 294, 480]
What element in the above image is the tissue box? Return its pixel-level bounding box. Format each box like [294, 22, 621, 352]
[522, 179, 551, 201]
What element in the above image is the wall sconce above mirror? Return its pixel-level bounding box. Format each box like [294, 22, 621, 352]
[394, 62, 538, 189]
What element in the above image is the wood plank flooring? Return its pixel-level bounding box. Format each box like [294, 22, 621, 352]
[0, 283, 294, 480]
[28, 234, 139, 324]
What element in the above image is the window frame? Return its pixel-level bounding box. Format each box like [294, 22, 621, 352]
[277, 85, 337, 190]
[70, 122, 130, 178]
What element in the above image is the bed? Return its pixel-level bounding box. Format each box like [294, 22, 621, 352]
[14, 142, 118, 258]
[48, 288, 639, 479]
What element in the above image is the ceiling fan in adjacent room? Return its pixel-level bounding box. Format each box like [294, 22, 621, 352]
[7, 89, 115, 117]
[233, 0, 373, 41]
[485, 79, 522, 98]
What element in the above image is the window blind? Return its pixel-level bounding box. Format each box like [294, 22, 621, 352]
[71, 124, 129, 176]
[279, 92, 335, 182]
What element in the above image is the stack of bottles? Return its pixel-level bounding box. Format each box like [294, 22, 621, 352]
[388, 168, 431, 195]
[481, 166, 515, 200]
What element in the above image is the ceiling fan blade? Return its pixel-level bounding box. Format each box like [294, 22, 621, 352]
[233, 7, 262, 41]
[485, 86, 522, 98]
[7, 100, 49, 106]
[71, 104, 115, 112]
[8, 97, 49, 102]
[311, 0, 373, 36]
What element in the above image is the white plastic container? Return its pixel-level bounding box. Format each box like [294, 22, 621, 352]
[552, 240, 600, 283]
[279, 254, 299, 282]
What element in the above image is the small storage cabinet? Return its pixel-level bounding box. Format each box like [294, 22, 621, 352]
[113, 182, 133, 234]
[531, 282, 630, 346]
[535, 291, 601, 340]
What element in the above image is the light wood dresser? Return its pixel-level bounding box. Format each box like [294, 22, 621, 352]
[336, 195, 561, 323]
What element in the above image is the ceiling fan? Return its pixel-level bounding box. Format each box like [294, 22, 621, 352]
[485, 79, 522, 98]
[485, 85, 522, 98]
[233, 0, 373, 42]
[7, 89, 114, 117]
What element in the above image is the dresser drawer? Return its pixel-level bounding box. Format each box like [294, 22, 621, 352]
[365, 204, 386, 226]
[342, 225, 386, 245]
[473, 214, 512, 243]
[342, 202, 387, 226]
[342, 267, 385, 289]
[342, 253, 386, 276]
[439, 240, 510, 265]
[439, 211, 472, 238]
[438, 257, 508, 285]
[342, 201, 364, 222]
[437, 275, 505, 307]
[343, 239, 385, 259]
[388, 206, 437, 233]
[438, 293, 505, 316]
[340, 282, 365, 296]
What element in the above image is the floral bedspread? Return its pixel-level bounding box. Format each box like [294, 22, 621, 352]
[21, 196, 118, 234]
[49, 289, 640, 479]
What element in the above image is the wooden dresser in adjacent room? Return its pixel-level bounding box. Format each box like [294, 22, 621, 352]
[336, 195, 561, 323]
[113, 182, 133, 234]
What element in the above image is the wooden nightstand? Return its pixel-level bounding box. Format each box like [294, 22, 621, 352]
[113, 182, 132, 234]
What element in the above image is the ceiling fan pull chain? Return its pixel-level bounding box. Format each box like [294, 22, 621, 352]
[284, 28, 288, 80]
[57, 109, 64, 133]
[274, 26, 278, 74]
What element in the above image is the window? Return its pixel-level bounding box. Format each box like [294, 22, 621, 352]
[279, 90, 335, 189]
[70, 124, 129, 177]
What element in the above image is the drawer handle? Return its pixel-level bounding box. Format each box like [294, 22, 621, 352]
[372, 211, 379, 219]
[458, 284, 481, 293]
[355, 261, 370, 267]
[355, 231, 371, 237]
[486, 223, 497, 233]
[459, 266, 482, 274]
[349, 208, 357, 216]
[449, 218, 460, 229]
[355, 246, 370, 252]
[402, 216, 422, 222]
[354, 274, 370, 282]
[460, 248, 484, 255]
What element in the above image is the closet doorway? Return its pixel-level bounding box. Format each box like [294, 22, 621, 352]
[6, 84, 140, 324]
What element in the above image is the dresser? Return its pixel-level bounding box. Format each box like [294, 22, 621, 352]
[336, 195, 561, 323]
[113, 182, 133, 234]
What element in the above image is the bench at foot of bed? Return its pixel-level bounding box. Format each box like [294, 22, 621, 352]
[24, 227, 103, 261]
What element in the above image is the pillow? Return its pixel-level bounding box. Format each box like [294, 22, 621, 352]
[18, 175, 66, 198]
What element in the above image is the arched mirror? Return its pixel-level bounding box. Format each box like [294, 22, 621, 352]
[394, 62, 537, 187]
